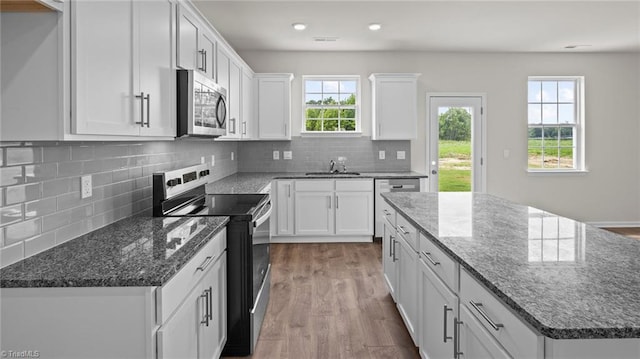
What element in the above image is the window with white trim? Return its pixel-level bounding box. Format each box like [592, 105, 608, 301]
[527, 76, 584, 171]
[303, 76, 360, 133]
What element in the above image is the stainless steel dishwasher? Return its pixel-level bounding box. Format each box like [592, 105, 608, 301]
[374, 178, 421, 238]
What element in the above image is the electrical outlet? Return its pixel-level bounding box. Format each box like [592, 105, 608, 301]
[211, 155, 215, 166]
[283, 151, 292, 160]
[379, 150, 385, 160]
[273, 151, 280, 160]
[397, 151, 406, 160]
[503, 149, 510, 159]
[231, 152, 235, 161]
[337, 156, 347, 162]
[201, 156, 205, 164]
[81, 175, 92, 199]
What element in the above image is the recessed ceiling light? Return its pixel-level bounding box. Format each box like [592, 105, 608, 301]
[368, 23, 382, 31]
[292, 23, 307, 31]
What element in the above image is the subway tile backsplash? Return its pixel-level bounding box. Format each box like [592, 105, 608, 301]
[0, 140, 238, 267]
[237, 136, 411, 173]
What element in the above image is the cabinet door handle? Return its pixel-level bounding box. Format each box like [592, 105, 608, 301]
[196, 256, 213, 271]
[336, 195, 339, 209]
[327, 195, 331, 209]
[135, 92, 144, 127]
[200, 290, 209, 326]
[397, 225, 409, 235]
[287, 184, 291, 198]
[392, 238, 397, 262]
[454, 317, 463, 359]
[242, 121, 247, 135]
[145, 94, 151, 128]
[207, 286, 213, 321]
[422, 251, 441, 266]
[198, 49, 206, 72]
[443, 305, 453, 343]
[469, 301, 504, 331]
[388, 234, 394, 257]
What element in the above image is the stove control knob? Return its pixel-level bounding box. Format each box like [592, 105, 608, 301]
[166, 178, 182, 187]
[199, 170, 210, 177]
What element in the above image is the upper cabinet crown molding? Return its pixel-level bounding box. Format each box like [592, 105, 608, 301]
[370, 73, 421, 140]
[0, 0, 63, 12]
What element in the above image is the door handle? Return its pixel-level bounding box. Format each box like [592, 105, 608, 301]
[444, 305, 453, 343]
[432, 169, 438, 175]
[145, 94, 150, 128]
[135, 92, 145, 127]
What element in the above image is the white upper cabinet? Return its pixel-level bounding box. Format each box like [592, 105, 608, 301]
[241, 68, 255, 139]
[369, 73, 421, 140]
[72, 0, 175, 137]
[255, 73, 294, 140]
[177, 4, 217, 81]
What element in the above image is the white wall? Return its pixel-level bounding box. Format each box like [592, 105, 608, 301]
[240, 51, 640, 224]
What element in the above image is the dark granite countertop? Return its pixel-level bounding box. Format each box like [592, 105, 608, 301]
[382, 192, 640, 340]
[206, 171, 427, 194]
[0, 216, 228, 288]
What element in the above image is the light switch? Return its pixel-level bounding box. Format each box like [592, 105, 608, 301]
[283, 151, 292, 160]
[503, 149, 510, 159]
[231, 152, 235, 161]
[379, 150, 385, 160]
[397, 151, 406, 160]
[200, 156, 205, 164]
[273, 151, 280, 160]
[211, 155, 215, 166]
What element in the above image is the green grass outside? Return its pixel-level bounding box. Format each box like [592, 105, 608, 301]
[438, 140, 471, 192]
[527, 139, 574, 157]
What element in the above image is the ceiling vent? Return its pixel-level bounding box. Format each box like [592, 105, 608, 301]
[313, 37, 339, 42]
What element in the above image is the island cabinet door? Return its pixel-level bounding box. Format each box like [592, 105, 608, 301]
[419, 259, 457, 359]
[382, 218, 398, 301]
[396, 234, 419, 345]
[456, 305, 511, 359]
[275, 180, 294, 235]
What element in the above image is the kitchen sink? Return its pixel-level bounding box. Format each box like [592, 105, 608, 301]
[305, 172, 361, 176]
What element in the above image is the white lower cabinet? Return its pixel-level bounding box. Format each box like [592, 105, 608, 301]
[382, 214, 398, 301]
[419, 259, 457, 359]
[0, 228, 227, 359]
[294, 190, 334, 235]
[273, 179, 373, 242]
[275, 180, 295, 235]
[397, 232, 419, 345]
[159, 253, 227, 359]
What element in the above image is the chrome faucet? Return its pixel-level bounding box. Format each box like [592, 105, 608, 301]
[329, 159, 336, 173]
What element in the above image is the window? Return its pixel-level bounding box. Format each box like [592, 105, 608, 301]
[527, 76, 584, 171]
[303, 76, 360, 133]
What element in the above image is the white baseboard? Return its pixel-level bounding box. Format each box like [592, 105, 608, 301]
[586, 221, 640, 228]
[271, 235, 373, 243]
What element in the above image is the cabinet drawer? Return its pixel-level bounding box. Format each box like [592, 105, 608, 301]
[295, 180, 334, 191]
[396, 214, 418, 251]
[419, 232, 457, 292]
[460, 268, 541, 358]
[335, 179, 373, 191]
[381, 199, 396, 227]
[158, 227, 227, 323]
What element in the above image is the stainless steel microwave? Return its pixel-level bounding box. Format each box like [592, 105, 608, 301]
[177, 69, 227, 138]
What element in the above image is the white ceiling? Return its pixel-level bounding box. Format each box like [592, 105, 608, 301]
[191, 0, 640, 53]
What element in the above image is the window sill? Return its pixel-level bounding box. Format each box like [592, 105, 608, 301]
[300, 131, 363, 138]
[527, 169, 589, 176]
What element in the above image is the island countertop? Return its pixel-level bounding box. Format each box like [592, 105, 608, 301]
[382, 192, 640, 340]
[0, 216, 228, 288]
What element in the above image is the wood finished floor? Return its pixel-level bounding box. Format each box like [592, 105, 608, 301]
[603, 227, 640, 240]
[225, 242, 419, 359]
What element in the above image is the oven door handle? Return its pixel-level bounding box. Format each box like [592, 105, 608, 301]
[254, 202, 272, 228]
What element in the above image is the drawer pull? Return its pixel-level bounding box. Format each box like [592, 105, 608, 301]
[443, 305, 453, 343]
[469, 301, 504, 331]
[392, 237, 397, 262]
[422, 251, 440, 266]
[196, 256, 213, 271]
[397, 225, 409, 235]
[383, 209, 391, 216]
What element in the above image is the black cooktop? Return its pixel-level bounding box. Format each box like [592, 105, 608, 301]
[201, 194, 269, 217]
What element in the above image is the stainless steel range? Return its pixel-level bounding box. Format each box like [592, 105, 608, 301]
[152, 164, 271, 356]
